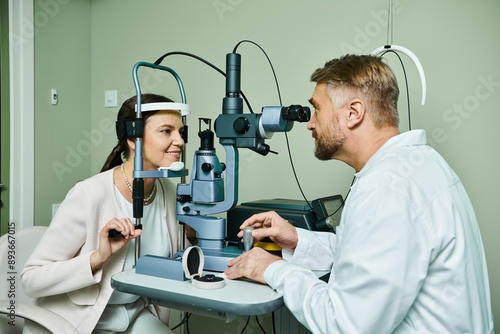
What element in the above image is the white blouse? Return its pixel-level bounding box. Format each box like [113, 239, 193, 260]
[95, 181, 171, 331]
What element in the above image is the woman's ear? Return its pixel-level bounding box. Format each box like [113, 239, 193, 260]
[127, 138, 135, 152]
[346, 99, 366, 129]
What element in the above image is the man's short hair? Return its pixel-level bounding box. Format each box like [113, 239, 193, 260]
[311, 54, 400, 128]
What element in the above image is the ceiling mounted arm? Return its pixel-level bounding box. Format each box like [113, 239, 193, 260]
[371, 44, 426, 105]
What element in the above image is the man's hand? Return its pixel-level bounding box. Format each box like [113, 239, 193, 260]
[225, 211, 298, 283]
[237, 211, 298, 250]
[90, 218, 142, 273]
[225, 247, 282, 284]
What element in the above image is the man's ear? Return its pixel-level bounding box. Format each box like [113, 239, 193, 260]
[346, 99, 365, 129]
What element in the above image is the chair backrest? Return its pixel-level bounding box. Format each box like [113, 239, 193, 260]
[0, 226, 48, 303]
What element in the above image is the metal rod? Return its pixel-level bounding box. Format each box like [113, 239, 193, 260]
[134, 218, 141, 265]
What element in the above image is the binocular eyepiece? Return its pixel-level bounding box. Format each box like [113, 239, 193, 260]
[281, 105, 311, 123]
[259, 104, 311, 136]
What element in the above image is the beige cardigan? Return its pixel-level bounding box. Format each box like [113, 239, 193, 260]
[21, 169, 181, 334]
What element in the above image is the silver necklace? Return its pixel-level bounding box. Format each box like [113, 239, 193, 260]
[120, 163, 156, 204]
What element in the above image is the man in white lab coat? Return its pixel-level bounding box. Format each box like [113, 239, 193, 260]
[225, 54, 494, 333]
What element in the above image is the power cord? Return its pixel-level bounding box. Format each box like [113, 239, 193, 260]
[232, 40, 283, 106]
[238, 315, 268, 334]
[255, 315, 267, 333]
[170, 312, 191, 331]
[233, 40, 350, 220]
[272, 311, 276, 334]
[154, 51, 254, 114]
[381, 50, 412, 131]
[154, 41, 349, 221]
[239, 316, 251, 333]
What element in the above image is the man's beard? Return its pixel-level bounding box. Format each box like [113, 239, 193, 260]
[313, 116, 345, 161]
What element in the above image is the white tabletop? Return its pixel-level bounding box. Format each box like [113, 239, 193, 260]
[111, 269, 284, 316]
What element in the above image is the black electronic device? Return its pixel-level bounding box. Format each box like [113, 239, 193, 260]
[226, 196, 343, 246]
[311, 194, 344, 232]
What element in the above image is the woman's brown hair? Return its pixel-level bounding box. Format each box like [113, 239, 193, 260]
[100, 94, 174, 172]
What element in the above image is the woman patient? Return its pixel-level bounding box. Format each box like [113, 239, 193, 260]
[21, 94, 187, 333]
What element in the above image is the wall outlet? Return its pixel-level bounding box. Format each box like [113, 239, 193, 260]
[105, 90, 117, 107]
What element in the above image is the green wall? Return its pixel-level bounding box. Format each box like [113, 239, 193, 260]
[33, 0, 500, 330]
[34, 0, 91, 226]
[0, 0, 9, 235]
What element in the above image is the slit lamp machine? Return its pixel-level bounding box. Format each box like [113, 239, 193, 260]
[114, 51, 310, 279]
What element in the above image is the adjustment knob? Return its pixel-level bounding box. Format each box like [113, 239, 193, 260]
[201, 163, 213, 173]
[233, 117, 250, 134]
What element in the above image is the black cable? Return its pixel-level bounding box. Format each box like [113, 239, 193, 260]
[381, 49, 412, 130]
[233, 40, 283, 105]
[170, 312, 190, 331]
[235, 39, 349, 220]
[284, 130, 355, 219]
[154, 51, 223, 76]
[170, 313, 187, 330]
[289, 49, 410, 219]
[239, 316, 251, 334]
[157, 42, 351, 220]
[271, 311, 276, 334]
[153, 51, 254, 114]
[284, 132, 313, 208]
[185, 312, 191, 334]
[233, 41, 313, 212]
[255, 315, 267, 334]
[333, 176, 355, 216]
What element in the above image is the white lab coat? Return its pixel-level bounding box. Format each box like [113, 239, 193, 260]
[265, 130, 493, 334]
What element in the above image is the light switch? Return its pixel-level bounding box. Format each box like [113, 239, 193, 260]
[105, 90, 118, 108]
[51, 89, 58, 105]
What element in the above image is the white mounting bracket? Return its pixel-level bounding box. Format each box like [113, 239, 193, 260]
[371, 44, 426, 105]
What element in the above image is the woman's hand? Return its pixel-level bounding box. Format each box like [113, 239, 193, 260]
[90, 218, 142, 273]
